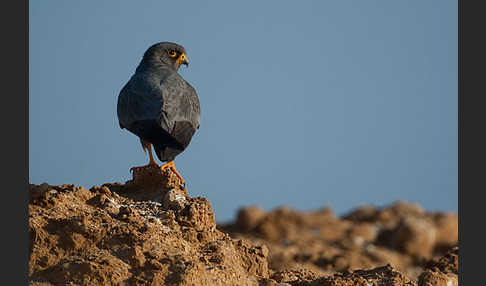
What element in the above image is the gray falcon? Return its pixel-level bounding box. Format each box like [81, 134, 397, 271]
[117, 42, 200, 184]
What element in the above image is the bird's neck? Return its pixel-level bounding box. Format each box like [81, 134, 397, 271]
[136, 59, 178, 73]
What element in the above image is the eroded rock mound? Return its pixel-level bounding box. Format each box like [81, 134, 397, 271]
[29, 168, 269, 286]
[221, 201, 458, 281]
[29, 169, 459, 285]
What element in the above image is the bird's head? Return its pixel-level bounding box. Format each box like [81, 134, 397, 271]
[141, 42, 189, 71]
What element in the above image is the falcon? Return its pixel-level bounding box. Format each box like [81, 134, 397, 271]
[117, 42, 201, 184]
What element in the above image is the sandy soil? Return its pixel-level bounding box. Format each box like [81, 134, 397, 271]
[29, 167, 458, 285]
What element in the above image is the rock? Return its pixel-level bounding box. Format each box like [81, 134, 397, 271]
[348, 222, 378, 245]
[418, 271, 458, 286]
[29, 182, 269, 285]
[432, 213, 458, 252]
[271, 268, 320, 285]
[393, 217, 437, 259]
[419, 247, 458, 275]
[29, 179, 458, 285]
[319, 265, 417, 286]
[343, 205, 379, 222]
[235, 206, 266, 232]
[222, 201, 458, 282]
[162, 188, 188, 211]
[418, 247, 458, 286]
[377, 201, 425, 229]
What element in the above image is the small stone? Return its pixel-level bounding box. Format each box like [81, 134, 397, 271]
[418, 270, 458, 286]
[162, 189, 188, 211]
[100, 186, 112, 196]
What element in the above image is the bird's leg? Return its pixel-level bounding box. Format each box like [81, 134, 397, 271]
[146, 144, 158, 166]
[161, 161, 185, 184]
[130, 143, 159, 173]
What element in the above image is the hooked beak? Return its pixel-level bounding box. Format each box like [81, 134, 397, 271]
[177, 53, 189, 66]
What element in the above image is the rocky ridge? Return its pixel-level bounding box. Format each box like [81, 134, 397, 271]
[29, 167, 458, 285]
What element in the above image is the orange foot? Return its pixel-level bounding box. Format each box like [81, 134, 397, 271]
[129, 162, 159, 173]
[161, 161, 185, 185]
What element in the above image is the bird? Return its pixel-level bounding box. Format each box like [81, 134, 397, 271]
[117, 42, 201, 185]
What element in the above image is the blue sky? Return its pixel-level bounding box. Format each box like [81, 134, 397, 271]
[30, 1, 458, 222]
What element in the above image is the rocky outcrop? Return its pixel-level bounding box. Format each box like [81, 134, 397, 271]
[29, 167, 268, 286]
[29, 167, 459, 285]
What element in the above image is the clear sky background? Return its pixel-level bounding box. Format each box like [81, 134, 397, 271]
[30, 1, 457, 222]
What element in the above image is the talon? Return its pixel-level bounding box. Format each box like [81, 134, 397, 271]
[161, 161, 185, 184]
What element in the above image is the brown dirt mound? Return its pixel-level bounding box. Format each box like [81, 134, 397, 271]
[29, 167, 459, 285]
[29, 167, 268, 286]
[220, 201, 458, 281]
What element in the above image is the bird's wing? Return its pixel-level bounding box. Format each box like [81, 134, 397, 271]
[117, 70, 200, 148]
[117, 71, 167, 130]
[158, 72, 201, 148]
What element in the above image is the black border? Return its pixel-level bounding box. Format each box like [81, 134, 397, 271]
[459, 0, 486, 284]
[2, 0, 28, 284]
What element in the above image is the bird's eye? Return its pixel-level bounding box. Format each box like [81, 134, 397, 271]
[168, 50, 177, 57]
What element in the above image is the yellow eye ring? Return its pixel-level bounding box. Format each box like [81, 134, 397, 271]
[168, 50, 177, 57]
